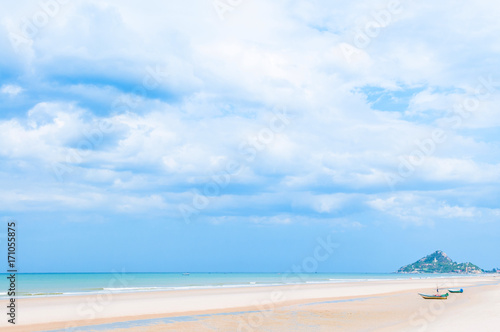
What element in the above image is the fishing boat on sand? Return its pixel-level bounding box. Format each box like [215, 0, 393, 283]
[448, 288, 463, 293]
[418, 292, 448, 299]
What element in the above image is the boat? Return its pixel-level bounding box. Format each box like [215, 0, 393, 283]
[182, 273, 190, 276]
[418, 292, 449, 299]
[448, 288, 463, 293]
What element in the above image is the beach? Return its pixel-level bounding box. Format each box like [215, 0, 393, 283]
[1, 275, 499, 331]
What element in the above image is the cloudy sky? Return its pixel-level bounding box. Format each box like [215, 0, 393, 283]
[1, 0, 499, 272]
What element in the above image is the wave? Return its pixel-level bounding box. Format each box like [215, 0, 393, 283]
[0, 274, 463, 299]
[103, 287, 164, 291]
[0, 283, 290, 299]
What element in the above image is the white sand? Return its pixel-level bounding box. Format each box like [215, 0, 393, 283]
[1, 275, 498, 331]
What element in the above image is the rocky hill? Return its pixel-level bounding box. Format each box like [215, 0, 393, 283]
[397, 250, 483, 274]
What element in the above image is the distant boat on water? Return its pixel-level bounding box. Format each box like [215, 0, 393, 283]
[182, 273, 190, 276]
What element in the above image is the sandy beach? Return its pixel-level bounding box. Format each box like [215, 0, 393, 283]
[2, 275, 499, 331]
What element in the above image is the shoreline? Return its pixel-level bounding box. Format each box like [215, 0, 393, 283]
[1, 275, 498, 331]
[0, 272, 492, 300]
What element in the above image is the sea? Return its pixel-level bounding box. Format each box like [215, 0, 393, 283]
[0, 272, 468, 299]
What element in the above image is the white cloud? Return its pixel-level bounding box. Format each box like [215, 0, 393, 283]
[1, 84, 23, 96]
[420, 157, 500, 184]
[436, 205, 478, 218]
[367, 196, 397, 212]
[367, 191, 500, 225]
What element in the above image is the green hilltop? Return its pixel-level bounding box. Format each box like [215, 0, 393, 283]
[397, 250, 483, 274]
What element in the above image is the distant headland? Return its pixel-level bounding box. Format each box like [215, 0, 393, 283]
[397, 250, 498, 274]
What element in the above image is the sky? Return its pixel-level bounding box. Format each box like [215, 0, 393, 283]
[0, 0, 499, 273]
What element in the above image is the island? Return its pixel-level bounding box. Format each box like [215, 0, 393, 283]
[397, 250, 483, 273]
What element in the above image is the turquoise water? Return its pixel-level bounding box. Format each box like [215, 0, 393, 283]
[0, 272, 466, 299]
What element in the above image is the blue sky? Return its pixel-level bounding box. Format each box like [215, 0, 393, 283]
[0, 0, 499, 273]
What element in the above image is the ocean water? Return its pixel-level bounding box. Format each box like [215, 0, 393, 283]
[0, 272, 466, 299]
